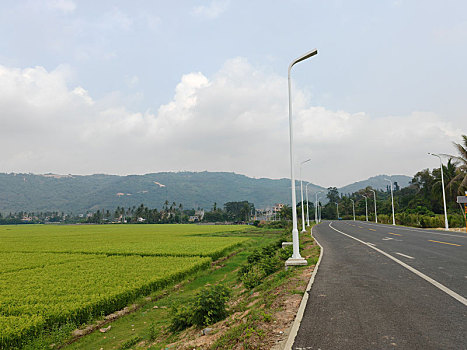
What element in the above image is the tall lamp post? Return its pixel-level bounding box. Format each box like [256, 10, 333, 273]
[350, 199, 356, 221]
[384, 178, 396, 225]
[300, 158, 311, 233]
[315, 191, 324, 224]
[363, 195, 368, 221]
[336, 202, 340, 220]
[370, 189, 377, 223]
[286, 49, 318, 266]
[429, 153, 449, 230]
[317, 196, 322, 223]
[318, 202, 322, 223]
[305, 182, 312, 227]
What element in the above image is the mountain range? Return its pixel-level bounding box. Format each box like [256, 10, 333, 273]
[0, 172, 412, 214]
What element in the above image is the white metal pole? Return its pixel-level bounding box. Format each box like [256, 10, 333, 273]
[364, 195, 368, 221]
[429, 153, 449, 230]
[336, 202, 339, 219]
[350, 199, 355, 221]
[300, 159, 311, 233]
[315, 190, 323, 224]
[370, 189, 377, 223]
[287, 49, 317, 263]
[305, 183, 311, 227]
[317, 196, 322, 223]
[385, 178, 396, 225]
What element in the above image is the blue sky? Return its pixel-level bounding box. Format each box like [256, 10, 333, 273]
[0, 0, 466, 186]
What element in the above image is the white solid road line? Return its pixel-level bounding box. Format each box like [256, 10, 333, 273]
[329, 222, 467, 307]
[395, 252, 415, 259]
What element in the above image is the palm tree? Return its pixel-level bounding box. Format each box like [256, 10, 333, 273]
[447, 135, 467, 194]
[432, 158, 459, 202]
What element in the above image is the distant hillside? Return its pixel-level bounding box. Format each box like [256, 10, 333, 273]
[0, 172, 325, 214]
[338, 175, 412, 195]
[0, 172, 412, 214]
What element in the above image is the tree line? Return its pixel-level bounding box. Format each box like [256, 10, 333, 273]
[317, 135, 467, 227]
[0, 200, 256, 225]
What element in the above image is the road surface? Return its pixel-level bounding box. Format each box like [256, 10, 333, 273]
[293, 220, 467, 349]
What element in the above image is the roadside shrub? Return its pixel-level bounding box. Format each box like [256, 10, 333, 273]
[279, 245, 293, 260]
[241, 265, 265, 289]
[170, 284, 231, 332]
[261, 220, 288, 229]
[450, 214, 466, 228]
[238, 242, 285, 290]
[170, 306, 192, 332]
[191, 284, 231, 327]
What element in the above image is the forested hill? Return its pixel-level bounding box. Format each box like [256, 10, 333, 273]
[0, 172, 411, 214]
[338, 175, 412, 195]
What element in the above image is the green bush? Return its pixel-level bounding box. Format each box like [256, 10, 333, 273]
[170, 284, 231, 331]
[238, 241, 285, 290]
[191, 284, 231, 327]
[279, 245, 293, 260]
[170, 306, 192, 332]
[241, 265, 265, 289]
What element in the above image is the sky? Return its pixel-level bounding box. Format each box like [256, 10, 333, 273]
[0, 0, 466, 187]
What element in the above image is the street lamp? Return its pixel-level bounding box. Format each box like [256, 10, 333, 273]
[300, 158, 311, 233]
[317, 196, 322, 223]
[318, 202, 322, 223]
[315, 190, 324, 224]
[384, 178, 396, 225]
[305, 182, 312, 227]
[336, 202, 340, 220]
[350, 199, 356, 221]
[363, 195, 368, 221]
[286, 48, 318, 266]
[370, 189, 377, 223]
[429, 153, 449, 230]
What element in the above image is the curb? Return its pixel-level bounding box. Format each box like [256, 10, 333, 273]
[282, 224, 324, 350]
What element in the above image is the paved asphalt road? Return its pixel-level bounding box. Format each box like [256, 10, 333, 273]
[293, 221, 467, 350]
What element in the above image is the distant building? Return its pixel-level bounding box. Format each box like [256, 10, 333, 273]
[195, 209, 205, 221]
[273, 203, 285, 213]
[189, 216, 200, 222]
[255, 208, 273, 221]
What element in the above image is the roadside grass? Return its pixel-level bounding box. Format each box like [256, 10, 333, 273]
[208, 231, 316, 350]
[23, 225, 319, 350]
[63, 228, 284, 349]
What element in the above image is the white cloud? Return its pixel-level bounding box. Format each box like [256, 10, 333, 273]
[192, 0, 229, 19]
[47, 0, 76, 13]
[0, 60, 465, 187]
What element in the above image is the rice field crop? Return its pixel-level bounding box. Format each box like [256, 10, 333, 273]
[0, 224, 249, 348]
[0, 224, 248, 259]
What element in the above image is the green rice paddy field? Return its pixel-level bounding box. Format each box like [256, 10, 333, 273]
[0, 224, 249, 349]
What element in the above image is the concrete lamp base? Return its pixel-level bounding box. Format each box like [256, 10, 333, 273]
[285, 257, 308, 269]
